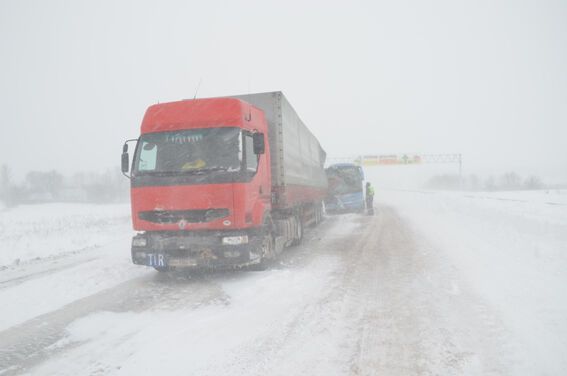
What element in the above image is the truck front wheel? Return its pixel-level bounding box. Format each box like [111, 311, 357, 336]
[249, 217, 275, 271]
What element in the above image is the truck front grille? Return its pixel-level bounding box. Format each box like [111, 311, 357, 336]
[139, 209, 229, 224]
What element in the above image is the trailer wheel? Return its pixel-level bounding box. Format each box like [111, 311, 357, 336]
[310, 204, 320, 227]
[291, 215, 303, 246]
[315, 203, 324, 225]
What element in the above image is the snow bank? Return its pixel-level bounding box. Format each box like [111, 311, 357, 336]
[469, 189, 567, 204]
[0, 203, 131, 267]
[0, 203, 147, 331]
[376, 189, 567, 375]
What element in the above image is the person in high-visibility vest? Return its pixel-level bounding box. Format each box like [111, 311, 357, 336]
[365, 182, 375, 215]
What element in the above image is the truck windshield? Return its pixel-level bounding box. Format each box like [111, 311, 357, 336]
[132, 128, 241, 175]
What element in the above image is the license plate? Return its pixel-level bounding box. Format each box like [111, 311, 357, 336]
[147, 253, 166, 267]
[168, 258, 198, 267]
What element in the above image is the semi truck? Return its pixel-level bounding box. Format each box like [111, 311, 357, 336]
[324, 163, 365, 213]
[121, 91, 327, 270]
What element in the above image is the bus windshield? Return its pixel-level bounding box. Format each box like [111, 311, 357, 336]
[326, 165, 364, 195]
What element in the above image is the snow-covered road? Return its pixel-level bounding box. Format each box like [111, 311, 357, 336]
[0, 191, 565, 375]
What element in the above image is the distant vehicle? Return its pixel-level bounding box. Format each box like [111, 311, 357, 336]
[121, 92, 327, 271]
[324, 163, 365, 213]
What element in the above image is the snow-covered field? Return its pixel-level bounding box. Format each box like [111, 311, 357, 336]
[376, 189, 567, 375]
[0, 203, 146, 332]
[0, 190, 566, 375]
[0, 203, 132, 267]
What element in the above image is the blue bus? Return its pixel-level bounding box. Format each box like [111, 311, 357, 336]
[324, 163, 365, 213]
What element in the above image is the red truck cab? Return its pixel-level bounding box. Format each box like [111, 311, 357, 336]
[123, 98, 273, 269]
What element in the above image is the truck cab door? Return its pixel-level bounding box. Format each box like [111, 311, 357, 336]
[243, 132, 268, 224]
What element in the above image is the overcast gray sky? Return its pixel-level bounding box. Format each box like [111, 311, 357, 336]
[1, 0, 566, 183]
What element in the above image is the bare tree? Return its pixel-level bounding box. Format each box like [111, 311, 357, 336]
[0, 164, 15, 207]
[425, 174, 461, 190]
[484, 176, 496, 191]
[499, 172, 522, 190]
[467, 174, 481, 191]
[524, 175, 544, 190]
[25, 170, 64, 201]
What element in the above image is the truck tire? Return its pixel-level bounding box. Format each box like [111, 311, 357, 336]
[310, 204, 320, 227]
[315, 203, 324, 225]
[249, 217, 275, 271]
[290, 215, 303, 246]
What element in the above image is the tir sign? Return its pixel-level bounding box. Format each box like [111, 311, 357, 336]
[148, 254, 165, 267]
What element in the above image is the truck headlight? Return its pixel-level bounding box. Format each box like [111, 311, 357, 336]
[132, 237, 147, 247]
[222, 235, 248, 245]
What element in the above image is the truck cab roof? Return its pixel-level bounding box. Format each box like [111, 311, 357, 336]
[141, 97, 265, 134]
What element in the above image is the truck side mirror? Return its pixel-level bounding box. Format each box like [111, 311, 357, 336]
[121, 143, 130, 174]
[121, 139, 139, 178]
[121, 151, 129, 173]
[253, 133, 265, 155]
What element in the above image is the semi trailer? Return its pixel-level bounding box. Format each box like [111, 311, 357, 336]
[121, 91, 327, 270]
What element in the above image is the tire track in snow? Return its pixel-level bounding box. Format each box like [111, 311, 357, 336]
[1, 207, 523, 375]
[349, 206, 519, 375]
[194, 214, 372, 376]
[0, 272, 230, 375]
[0, 256, 99, 290]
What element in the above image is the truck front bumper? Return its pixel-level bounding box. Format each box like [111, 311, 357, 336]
[131, 231, 265, 269]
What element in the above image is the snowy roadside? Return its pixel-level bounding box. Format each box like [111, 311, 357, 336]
[26, 266, 338, 376]
[0, 203, 147, 332]
[11, 215, 353, 376]
[0, 238, 147, 332]
[462, 189, 567, 205]
[0, 203, 132, 268]
[376, 189, 567, 375]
